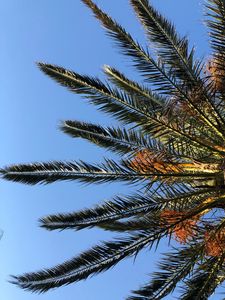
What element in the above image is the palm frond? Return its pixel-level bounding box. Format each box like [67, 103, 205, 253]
[81, 0, 185, 94]
[131, 0, 225, 132]
[103, 65, 164, 107]
[97, 216, 161, 232]
[38, 63, 153, 127]
[180, 256, 225, 299]
[206, 0, 225, 54]
[99, 196, 222, 233]
[130, 0, 201, 84]
[38, 63, 225, 155]
[0, 159, 149, 185]
[61, 120, 220, 162]
[180, 218, 225, 298]
[40, 193, 154, 231]
[39, 188, 217, 231]
[128, 244, 204, 300]
[10, 232, 157, 293]
[37, 63, 173, 139]
[1, 158, 221, 187]
[61, 120, 157, 155]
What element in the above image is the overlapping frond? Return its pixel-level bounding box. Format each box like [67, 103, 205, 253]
[130, 0, 200, 84]
[81, 0, 183, 93]
[128, 244, 203, 300]
[40, 188, 216, 231]
[61, 120, 157, 155]
[180, 256, 225, 299]
[82, 0, 225, 138]
[0, 159, 148, 185]
[37, 63, 153, 126]
[4, 0, 225, 299]
[103, 65, 164, 107]
[40, 193, 154, 231]
[38, 63, 225, 156]
[131, 0, 225, 132]
[206, 0, 225, 54]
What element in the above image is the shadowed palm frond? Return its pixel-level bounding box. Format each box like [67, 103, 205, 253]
[40, 188, 216, 231]
[1, 157, 222, 186]
[130, 0, 200, 84]
[206, 0, 225, 55]
[81, 0, 185, 94]
[37, 63, 155, 126]
[180, 256, 225, 299]
[103, 65, 164, 107]
[0, 159, 148, 185]
[61, 120, 223, 162]
[38, 64, 225, 154]
[99, 197, 223, 233]
[128, 244, 204, 300]
[11, 231, 159, 293]
[3, 0, 225, 299]
[39, 193, 155, 231]
[61, 120, 159, 155]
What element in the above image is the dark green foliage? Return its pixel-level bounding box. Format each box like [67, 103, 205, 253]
[61, 121, 158, 155]
[206, 0, 225, 54]
[10, 232, 157, 293]
[40, 188, 214, 231]
[127, 244, 204, 300]
[130, 0, 200, 84]
[180, 256, 225, 299]
[2, 0, 225, 299]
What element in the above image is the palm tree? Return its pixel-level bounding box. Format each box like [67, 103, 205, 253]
[2, 0, 225, 298]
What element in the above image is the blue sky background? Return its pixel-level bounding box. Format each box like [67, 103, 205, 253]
[0, 0, 223, 299]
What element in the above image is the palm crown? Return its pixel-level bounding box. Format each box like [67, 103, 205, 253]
[2, 0, 225, 298]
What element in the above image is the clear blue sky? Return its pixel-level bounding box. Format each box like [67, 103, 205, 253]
[1, 0, 222, 299]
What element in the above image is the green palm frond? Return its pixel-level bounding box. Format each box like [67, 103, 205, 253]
[104, 64, 225, 136]
[40, 188, 216, 231]
[206, 0, 225, 55]
[97, 216, 161, 232]
[103, 65, 164, 107]
[3, 0, 225, 299]
[11, 231, 158, 293]
[0, 159, 147, 185]
[38, 63, 225, 154]
[99, 197, 223, 233]
[37, 63, 152, 126]
[1, 158, 222, 186]
[81, 0, 183, 94]
[130, 0, 200, 84]
[40, 193, 154, 231]
[180, 256, 225, 299]
[61, 120, 224, 161]
[38, 63, 174, 137]
[61, 120, 157, 155]
[128, 244, 204, 300]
